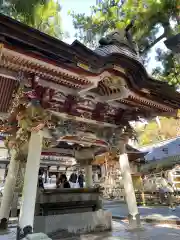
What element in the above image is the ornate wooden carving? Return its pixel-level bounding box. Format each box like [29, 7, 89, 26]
[63, 95, 78, 115]
[114, 109, 125, 125]
[92, 103, 107, 122]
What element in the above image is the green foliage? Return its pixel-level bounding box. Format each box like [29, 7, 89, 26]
[28, 0, 64, 38]
[71, 0, 179, 82]
[0, 0, 47, 24]
[137, 117, 179, 146]
[153, 57, 180, 86]
[0, 0, 65, 39]
[71, 0, 179, 50]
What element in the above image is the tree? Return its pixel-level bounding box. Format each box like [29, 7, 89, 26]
[21, 0, 64, 39]
[137, 117, 179, 146]
[0, 0, 66, 39]
[153, 57, 180, 86]
[0, 0, 47, 24]
[71, 0, 179, 81]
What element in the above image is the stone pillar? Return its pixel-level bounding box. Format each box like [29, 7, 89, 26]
[0, 149, 20, 229]
[18, 131, 43, 238]
[85, 165, 93, 187]
[119, 137, 140, 228]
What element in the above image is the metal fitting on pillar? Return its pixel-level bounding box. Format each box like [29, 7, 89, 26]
[0, 218, 8, 230]
[128, 213, 141, 229]
[16, 225, 33, 240]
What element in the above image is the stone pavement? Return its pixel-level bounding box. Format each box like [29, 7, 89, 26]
[0, 228, 16, 240]
[79, 221, 180, 240]
[1, 201, 180, 239]
[1, 221, 180, 239]
[103, 201, 180, 223]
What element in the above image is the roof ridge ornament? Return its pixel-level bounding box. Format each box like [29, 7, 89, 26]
[98, 20, 139, 55]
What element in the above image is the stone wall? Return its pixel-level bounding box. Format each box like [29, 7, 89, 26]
[35, 188, 102, 215]
[36, 188, 100, 204]
[34, 210, 112, 235]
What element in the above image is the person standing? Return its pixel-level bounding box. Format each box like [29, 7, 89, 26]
[61, 174, 71, 188]
[56, 173, 63, 188]
[38, 169, 44, 189]
[56, 174, 70, 188]
[69, 170, 78, 188]
[78, 171, 84, 188]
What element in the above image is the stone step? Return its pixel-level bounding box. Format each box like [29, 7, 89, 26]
[23, 233, 52, 240]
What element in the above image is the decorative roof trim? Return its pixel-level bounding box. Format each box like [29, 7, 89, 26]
[129, 93, 175, 112]
[51, 111, 118, 128]
[1, 46, 90, 86]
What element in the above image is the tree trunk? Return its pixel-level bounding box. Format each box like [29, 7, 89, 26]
[140, 21, 173, 55]
[162, 22, 173, 38]
[141, 33, 166, 54]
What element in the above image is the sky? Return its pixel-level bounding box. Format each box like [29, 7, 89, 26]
[60, 0, 95, 44]
[60, 0, 168, 74]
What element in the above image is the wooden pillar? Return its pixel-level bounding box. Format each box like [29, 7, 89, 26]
[85, 165, 93, 187]
[11, 162, 26, 218]
[3, 163, 8, 181]
[0, 149, 20, 229]
[118, 136, 141, 229]
[10, 192, 19, 218]
[140, 176, 145, 206]
[18, 131, 43, 238]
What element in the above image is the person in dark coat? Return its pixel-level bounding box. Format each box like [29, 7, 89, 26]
[62, 174, 71, 188]
[56, 174, 70, 188]
[56, 172, 63, 188]
[38, 169, 44, 189]
[38, 175, 44, 189]
[69, 170, 77, 188]
[78, 171, 84, 188]
[61, 174, 70, 188]
[56, 175, 61, 188]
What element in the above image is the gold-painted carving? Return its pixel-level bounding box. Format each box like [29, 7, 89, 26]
[77, 62, 90, 71]
[1, 82, 51, 161]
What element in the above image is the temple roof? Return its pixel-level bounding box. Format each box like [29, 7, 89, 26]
[0, 14, 180, 149]
[0, 14, 179, 120]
